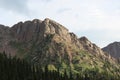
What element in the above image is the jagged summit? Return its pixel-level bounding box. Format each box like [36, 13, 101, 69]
[11, 18, 69, 39]
[0, 18, 115, 57]
[0, 18, 116, 56]
[44, 18, 68, 30]
[0, 18, 71, 55]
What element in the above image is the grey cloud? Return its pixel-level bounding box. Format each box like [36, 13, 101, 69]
[0, 0, 29, 14]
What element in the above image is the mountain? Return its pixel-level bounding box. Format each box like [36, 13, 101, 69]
[102, 42, 120, 62]
[0, 18, 119, 76]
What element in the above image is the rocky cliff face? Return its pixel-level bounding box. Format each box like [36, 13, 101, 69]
[0, 18, 119, 76]
[79, 37, 105, 56]
[102, 42, 120, 61]
[0, 18, 105, 57]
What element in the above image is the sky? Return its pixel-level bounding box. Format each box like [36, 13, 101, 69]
[0, 0, 120, 48]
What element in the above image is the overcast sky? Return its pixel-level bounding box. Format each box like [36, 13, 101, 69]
[0, 0, 120, 48]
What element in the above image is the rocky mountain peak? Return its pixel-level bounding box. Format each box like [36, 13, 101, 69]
[0, 18, 118, 61]
[102, 42, 120, 61]
[0, 18, 119, 76]
[111, 41, 120, 46]
[0, 18, 108, 57]
[0, 18, 119, 79]
[43, 18, 69, 36]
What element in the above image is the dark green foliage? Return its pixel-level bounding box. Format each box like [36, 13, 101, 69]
[0, 52, 119, 80]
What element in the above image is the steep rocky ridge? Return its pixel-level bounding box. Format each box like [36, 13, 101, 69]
[0, 18, 119, 76]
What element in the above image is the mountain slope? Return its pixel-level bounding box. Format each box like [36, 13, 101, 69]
[0, 18, 119, 76]
[102, 42, 120, 62]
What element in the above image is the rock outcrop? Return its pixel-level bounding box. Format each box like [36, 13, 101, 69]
[79, 37, 106, 56]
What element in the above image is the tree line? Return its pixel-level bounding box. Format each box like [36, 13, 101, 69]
[0, 52, 119, 80]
